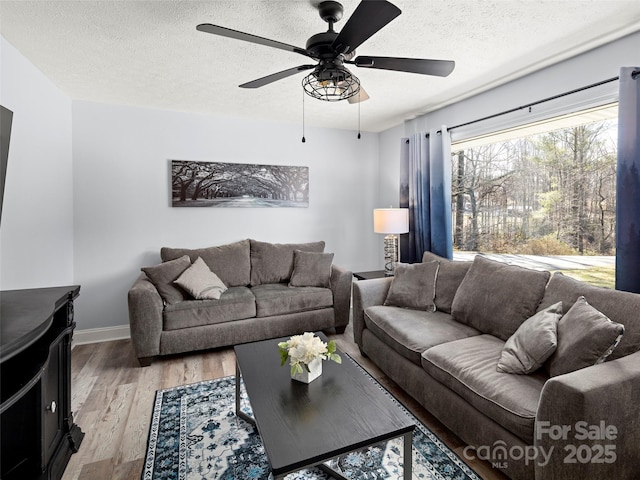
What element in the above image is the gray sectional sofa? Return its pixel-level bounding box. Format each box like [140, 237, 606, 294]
[353, 252, 640, 480]
[128, 239, 352, 366]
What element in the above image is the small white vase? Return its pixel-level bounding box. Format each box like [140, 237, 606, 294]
[291, 357, 323, 383]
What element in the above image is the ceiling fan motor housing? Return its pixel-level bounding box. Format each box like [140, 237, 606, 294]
[305, 30, 339, 58]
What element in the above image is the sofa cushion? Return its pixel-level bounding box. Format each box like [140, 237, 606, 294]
[383, 261, 439, 311]
[141, 255, 190, 304]
[538, 272, 640, 360]
[289, 250, 333, 288]
[422, 334, 547, 443]
[251, 283, 333, 317]
[174, 257, 228, 300]
[451, 256, 550, 341]
[364, 306, 481, 365]
[497, 301, 563, 374]
[161, 239, 250, 288]
[250, 240, 325, 286]
[163, 286, 256, 330]
[422, 251, 472, 313]
[547, 296, 625, 377]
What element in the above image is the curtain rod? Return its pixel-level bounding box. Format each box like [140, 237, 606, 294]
[416, 70, 640, 143]
[446, 75, 622, 133]
[416, 69, 639, 139]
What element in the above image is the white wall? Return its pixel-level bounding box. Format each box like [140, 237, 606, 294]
[378, 123, 404, 208]
[406, 31, 640, 139]
[0, 36, 74, 289]
[72, 101, 381, 330]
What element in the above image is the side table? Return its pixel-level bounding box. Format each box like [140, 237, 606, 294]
[353, 270, 391, 280]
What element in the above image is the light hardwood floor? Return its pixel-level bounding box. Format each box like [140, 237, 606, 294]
[63, 323, 508, 480]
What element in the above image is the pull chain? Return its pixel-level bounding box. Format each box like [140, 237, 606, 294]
[301, 90, 306, 143]
[357, 93, 361, 139]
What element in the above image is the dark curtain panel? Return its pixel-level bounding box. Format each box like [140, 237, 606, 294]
[616, 67, 640, 293]
[400, 129, 453, 263]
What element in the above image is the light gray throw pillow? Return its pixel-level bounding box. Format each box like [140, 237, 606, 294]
[174, 257, 228, 300]
[547, 296, 625, 377]
[141, 255, 191, 304]
[289, 250, 334, 288]
[497, 301, 563, 374]
[383, 261, 439, 311]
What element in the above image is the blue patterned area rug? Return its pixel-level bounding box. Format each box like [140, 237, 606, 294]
[142, 369, 481, 480]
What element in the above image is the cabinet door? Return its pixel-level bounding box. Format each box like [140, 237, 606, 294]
[42, 339, 64, 467]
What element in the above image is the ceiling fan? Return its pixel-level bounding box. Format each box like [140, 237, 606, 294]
[196, 0, 455, 103]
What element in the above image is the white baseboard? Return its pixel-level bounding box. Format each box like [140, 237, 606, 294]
[73, 324, 131, 346]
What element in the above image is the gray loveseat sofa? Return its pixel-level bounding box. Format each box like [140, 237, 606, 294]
[353, 252, 640, 480]
[129, 239, 352, 366]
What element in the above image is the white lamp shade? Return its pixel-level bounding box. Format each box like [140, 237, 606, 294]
[373, 208, 409, 234]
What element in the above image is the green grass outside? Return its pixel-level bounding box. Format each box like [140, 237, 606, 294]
[553, 265, 616, 289]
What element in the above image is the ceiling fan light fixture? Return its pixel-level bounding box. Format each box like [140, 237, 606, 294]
[302, 67, 360, 102]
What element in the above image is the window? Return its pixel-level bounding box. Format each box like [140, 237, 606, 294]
[451, 104, 617, 287]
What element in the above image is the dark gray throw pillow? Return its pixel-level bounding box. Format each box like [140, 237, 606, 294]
[289, 250, 334, 288]
[141, 255, 191, 304]
[383, 261, 439, 311]
[451, 256, 550, 341]
[497, 301, 563, 374]
[547, 296, 625, 377]
[250, 239, 325, 286]
[537, 272, 640, 361]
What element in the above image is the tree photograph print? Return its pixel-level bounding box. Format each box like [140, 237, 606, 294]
[171, 160, 309, 208]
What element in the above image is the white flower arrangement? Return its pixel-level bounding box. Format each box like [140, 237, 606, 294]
[278, 332, 342, 376]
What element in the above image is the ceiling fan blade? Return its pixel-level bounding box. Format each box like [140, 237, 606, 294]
[354, 56, 455, 77]
[348, 86, 370, 104]
[239, 65, 316, 89]
[197, 24, 314, 58]
[331, 0, 401, 55]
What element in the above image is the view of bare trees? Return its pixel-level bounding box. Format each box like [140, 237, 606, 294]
[453, 121, 617, 255]
[171, 161, 309, 208]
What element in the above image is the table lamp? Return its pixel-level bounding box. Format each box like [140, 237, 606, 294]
[373, 208, 409, 276]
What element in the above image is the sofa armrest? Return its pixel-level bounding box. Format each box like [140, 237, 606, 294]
[128, 273, 164, 364]
[352, 277, 392, 347]
[535, 350, 640, 480]
[330, 264, 353, 329]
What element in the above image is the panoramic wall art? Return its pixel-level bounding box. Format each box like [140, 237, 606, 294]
[171, 160, 309, 208]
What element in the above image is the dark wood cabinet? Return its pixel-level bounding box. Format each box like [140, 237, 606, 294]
[0, 286, 84, 480]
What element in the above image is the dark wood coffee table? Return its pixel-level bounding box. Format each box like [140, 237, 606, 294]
[234, 334, 414, 479]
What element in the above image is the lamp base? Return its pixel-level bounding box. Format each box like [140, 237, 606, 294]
[383, 234, 399, 276]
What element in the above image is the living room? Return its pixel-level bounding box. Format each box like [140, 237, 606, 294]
[1, 1, 639, 479]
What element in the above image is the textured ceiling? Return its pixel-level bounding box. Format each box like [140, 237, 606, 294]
[1, 0, 639, 132]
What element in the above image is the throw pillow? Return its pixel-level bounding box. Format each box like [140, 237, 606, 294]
[536, 272, 640, 361]
[450, 256, 550, 341]
[497, 301, 563, 374]
[174, 257, 228, 300]
[289, 250, 334, 288]
[141, 255, 191, 304]
[547, 296, 625, 377]
[383, 261, 439, 311]
[249, 239, 325, 286]
[422, 251, 472, 313]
